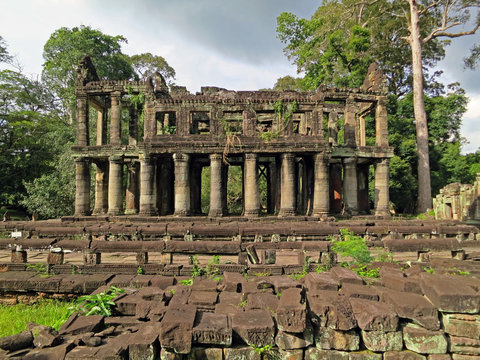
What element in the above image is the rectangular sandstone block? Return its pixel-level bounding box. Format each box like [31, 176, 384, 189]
[315, 327, 360, 351]
[192, 312, 232, 346]
[231, 309, 275, 347]
[443, 314, 480, 339]
[276, 287, 306, 333]
[159, 304, 196, 354]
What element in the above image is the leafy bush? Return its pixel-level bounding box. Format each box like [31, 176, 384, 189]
[72, 286, 125, 316]
[329, 228, 372, 265]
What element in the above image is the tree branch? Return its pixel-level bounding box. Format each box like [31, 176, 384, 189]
[424, 23, 479, 43]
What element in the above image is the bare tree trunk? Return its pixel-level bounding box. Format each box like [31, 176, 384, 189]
[408, 0, 432, 213]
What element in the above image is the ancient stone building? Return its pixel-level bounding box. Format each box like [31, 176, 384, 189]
[73, 57, 393, 218]
[433, 173, 480, 222]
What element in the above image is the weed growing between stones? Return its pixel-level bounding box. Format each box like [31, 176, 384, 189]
[25, 263, 52, 278]
[71, 286, 125, 317]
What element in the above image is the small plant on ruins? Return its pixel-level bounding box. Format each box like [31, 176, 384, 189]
[374, 247, 394, 263]
[251, 344, 276, 359]
[329, 229, 373, 265]
[316, 264, 328, 273]
[329, 228, 382, 278]
[238, 299, 247, 309]
[423, 266, 435, 274]
[191, 255, 204, 277]
[179, 278, 194, 286]
[259, 100, 298, 142]
[137, 266, 144, 275]
[289, 255, 312, 280]
[205, 255, 220, 278]
[26, 263, 52, 278]
[448, 267, 470, 276]
[71, 286, 125, 317]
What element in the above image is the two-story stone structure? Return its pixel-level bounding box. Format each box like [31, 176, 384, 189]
[73, 57, 393, 218]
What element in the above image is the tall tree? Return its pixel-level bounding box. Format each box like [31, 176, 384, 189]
[42, 25, 135, 118]
[405, 0, 479, 212]
[130, 53, 176, 83]
[0, 36, 12, 64]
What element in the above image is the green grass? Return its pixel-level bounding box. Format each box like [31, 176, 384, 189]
[0, 299, 73, 337]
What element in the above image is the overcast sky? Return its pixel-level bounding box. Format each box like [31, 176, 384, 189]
[1, 0, 478, 153]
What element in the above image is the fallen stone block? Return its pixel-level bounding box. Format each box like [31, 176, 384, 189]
[361, 330, 403, 352]
[349, 350, 383, 360]
[231, 309, 275, 347]
[245, 292, 279, 313]
[307, 290, 357, 330]
[381, 288, 440, 330]
[0, 330, 33, 352]
[23, 341, 75, 360]
[188, 347, 223, 360]
[443, 314, 480, 339]
[223, 346, 261, 360]
[276, 287, 306, 333]
[275, 324, 313, 350]
[127, 323, 161, 360]
[59, 314, 104, 336]
[449, 336, 480, 356]
[341, 283, 379, 301]
[381, 272, 422, 294]
[350, 298, 398, 331]
[383, 350, 427, 360]
[263, 275, 301, 294]
[420, 273, 480, 313]
[330, 267, 363, 285]
[315, 327, 360, 351]
[192, 312, 232, 346]
[402, 323, 448, 354]
[221, 272, 245, 292]
[159, 304, 196, 354]
[303, 272, 338, 291]
[305, 347, 348, 360]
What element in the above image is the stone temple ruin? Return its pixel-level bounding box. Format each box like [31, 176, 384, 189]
[73, 57, 392, 218]
[4, 58, 480, 359]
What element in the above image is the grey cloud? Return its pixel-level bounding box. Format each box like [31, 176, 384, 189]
[108, 0, 318, 64]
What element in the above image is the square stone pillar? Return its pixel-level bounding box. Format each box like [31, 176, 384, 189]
[125, 161, 140, 214]
[328, 111, 338, 146]
[174, 153, 191, 216]
[209, 154, 225, 217]
[158, 158, 174, 215]
[96, 108, 107, 146]
[93, 161, 108, 215]
[313, 154, 329, 217]
[110, 92, 122, 145]
[108, 157, 123, 215]
[375, 158, 390, 217]
[279, 153, 296, 216]
[344, 98, 356, 147]
[74, 158, 91, 216]
[244, 153, 260, 217]
[139, 156, 155, 215]
[128, 106, 138, 145]
[76, 95, 89, 146]
[375, 96, 389, 147]
[343, 157, 358, 215]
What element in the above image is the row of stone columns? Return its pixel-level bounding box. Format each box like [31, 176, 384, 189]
[74, 153, 390, 217]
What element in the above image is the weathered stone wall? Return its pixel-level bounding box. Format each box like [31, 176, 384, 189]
[434, 173, 480, 221]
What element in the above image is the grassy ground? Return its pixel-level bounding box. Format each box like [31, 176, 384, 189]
[0, 299, 73, 337]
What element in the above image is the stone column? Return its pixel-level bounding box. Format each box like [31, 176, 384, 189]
[375, 158, 390, 217]
[108, 157, 123, 215]
[343, 157, 358, 215]
[313, 154, 329, 217]
[158, 158, 174, 215]
[125, 162, 140, 214]
[344, 98, 356, 147]
[129, 106, 138, 145]
[279, 153, 296, 216]
[328, 111, 338, 146]
[110, 93, 122, 145]
[376, 96, 389, 147]
[244, 153, 260, 217]
[74, 158, 90, 216]
[96, 109, 107, 146]
[174, 153, 190, 216]
[93, 161, 108, 215]
[209, 154, 225, 217]
[139, 156, 155, 215]
[76, 95, 89, 146]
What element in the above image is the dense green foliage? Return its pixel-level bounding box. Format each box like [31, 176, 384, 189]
[0, 299, 72, 337]
[276, 1, 480, 213]
[1, 27, 175, 218]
